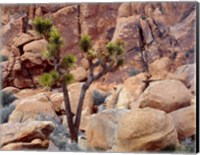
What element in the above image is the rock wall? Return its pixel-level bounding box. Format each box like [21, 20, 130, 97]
[0, 2, 196, 88]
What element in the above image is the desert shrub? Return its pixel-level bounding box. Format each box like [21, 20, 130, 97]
[92, 90, 109, 106]
[0, 55, 8, 62]
[185, 48, 194, 58]
[0, 91, 17, 108]
[0, 104, 16, 124]
[128, 68, 141, 77]
[39, 113, 83, 151]
[177, 137, 196, 153]
[141, 15, 147, 20]
[160, 137, 196, 153]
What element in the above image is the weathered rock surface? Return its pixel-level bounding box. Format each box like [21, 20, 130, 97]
[86, 109, 129, 150]
[21, 39, 48, 66]
[52, 5, 79, 57]
[13, 33, 34, 47]
[112, 108, 179, 152]
[8, 93, 56, 123]
[1, 2, 196, 87]
[70, 67, 87, 82]
[138, 80, 193, 112]
[1, 139, 49, 150]
[0, 121, 55, 149]
[116, 73, 148, 109]
[170, 105, 196, 140]
[149, 57, 172, 80]
[175, 64, 195, 93]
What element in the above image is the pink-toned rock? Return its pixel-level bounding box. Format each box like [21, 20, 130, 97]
[0, 17, 23, 46]
[116, 73, 148, 109]
[86, 109, 129, 150]
[52, 5, 79, 57]
[70, 67, 87, 82]
[112, 108, 179, 152]
[170, 105, 196, 140]
[149, 57, 172, 80]
[0, 121, 55, 149]
[1, 139, 49, 150]
[13, 33, 34, 47]
[8, 92, 56, 123]
[138, 79, 193, 113]
[21, 39, 48, 66]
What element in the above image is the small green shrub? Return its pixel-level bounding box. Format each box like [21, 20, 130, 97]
[141, 15, 147, 20]
[160, 137, 195, 153]
[185, 48, 194, 58]
[92, 90, 109, 106]
[128, 68, 141, 77]
[0, 91, 17, 107]
[0, 104, 16, 123]
[0, 55, 8, 62]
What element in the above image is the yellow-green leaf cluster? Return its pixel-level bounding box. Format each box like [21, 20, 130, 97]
[80, 34, 91, 53]
[38, 73, 55, 88]
[61, 54, 77, 68]
[64, 73, 74, 84]
[38, 70, 60, 88]
[33, 17, 53, 35]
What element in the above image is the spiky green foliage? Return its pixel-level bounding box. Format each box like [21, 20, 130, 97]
[62, 54, 77, 68]
[105, 40, 125, 67]
[80, 34, 91, 52]
[33, 17, 53, 36]
[106, 40, 125, 56]
[50, 70, 60, 81]
[64, 73, 74, 84]
[38, 73, 55, 88]
[49, 27, 63, 46]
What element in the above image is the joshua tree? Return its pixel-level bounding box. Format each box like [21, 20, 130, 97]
[33, 17, 125, 143]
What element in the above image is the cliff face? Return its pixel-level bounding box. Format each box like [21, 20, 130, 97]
[0, 2, 196, 88]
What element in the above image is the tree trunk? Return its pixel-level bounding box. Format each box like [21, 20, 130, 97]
[61, 80, 77, 142]
[74, 82, 90, 142]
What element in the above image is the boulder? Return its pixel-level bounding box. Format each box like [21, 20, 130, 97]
[21, 39, 48, 66]
[112, 108, 179, 152]
[8, 93, 57, 123]
[116, 73, 148, 109]
[149, 57, 172, 80]
[138, 80, 193, 112]
[1, 139, 49, 150]
[175, 64, 195, 93]
[70, 67, 87, 82]
[0, 121, 55, 149]
[1, 86, 20, 94]
[13, 33, 34, 47]
[80, 58, 89, 70]
[50, 93, 64, 113]
[170, 105, 196, 140]
[86, 109, 129, 150]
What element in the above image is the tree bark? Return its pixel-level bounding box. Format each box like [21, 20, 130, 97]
[61, 80, 76, 142]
